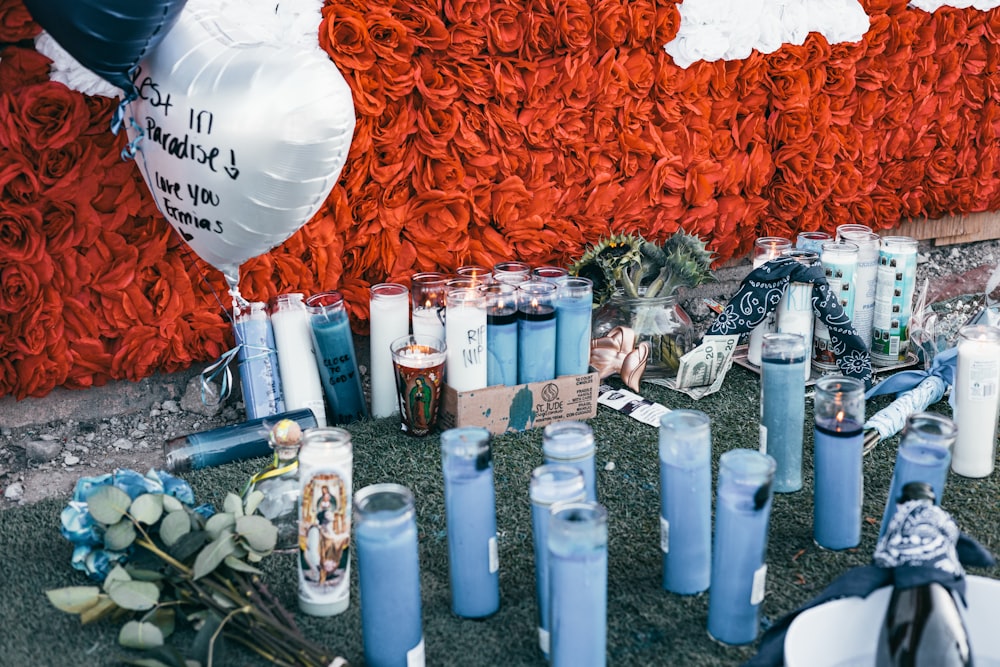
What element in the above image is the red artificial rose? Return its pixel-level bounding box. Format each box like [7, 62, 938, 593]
[448, 21, 488, 59]
[767, 177, 809, 221]
[523, 3, 557, 58]
[0, 149, 39, 204]
[320, 5, 375, 71]
[0, 45, 50, 93]
[14, 339, 70, 399]
[0, 203, 44, 264]
[414, 54, 460, 110]
[444, 0, 490, 23]
[397, 5, 450, 51]
[10, 81, 89, 150]
[439, 58, 494, 105]
[0, 261, 40, 314]
[64, 337, 114, 390]
[344, 69, 387, 116]
[379, 60, 417, 101]
[110, 324, 168, 382]
[625, 1, 656, 46]
[487, 4, 525, 54]
[34, 141, 85, 196]
[0, 0, 38, 42]
[366, 7, 415, 63]
[593, 0, 628, 52]
[554, 0, 593, 51]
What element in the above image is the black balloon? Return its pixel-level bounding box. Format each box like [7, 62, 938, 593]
[22, 0, 187, 96]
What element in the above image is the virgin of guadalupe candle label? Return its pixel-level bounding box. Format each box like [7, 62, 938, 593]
[395, 358, 445, 436]
[299, 470, 351, 606]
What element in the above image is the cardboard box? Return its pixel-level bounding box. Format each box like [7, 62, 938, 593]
[438, 373, 600, 435]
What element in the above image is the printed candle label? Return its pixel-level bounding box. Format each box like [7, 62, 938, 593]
[750, 564, 767, 605]
[298, 470, 351, 607]
[407, 638, 426, 667]
[966, 360, 999, 400]
[758, 424, 767, 454]
[814, 258, 856, 369]
[488, 535, 499, 573]
[393, 353, 446, 437]
[660, 516, 670, 553]
[872, 245, 917, 363]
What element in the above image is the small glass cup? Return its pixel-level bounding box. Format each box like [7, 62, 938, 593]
[456, 265, 493, 285]
[533, 265, 570, 284]
[493, 261, 531, 285]
[390, 334, 447, 437]
[411, 272, 450, 341]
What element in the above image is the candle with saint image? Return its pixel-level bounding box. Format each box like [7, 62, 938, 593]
[445, 287, 487, 391]
[555, 277, 593, 377]
[410, 271, 449, 342]
[776, 249, 819, 381]
[518, 281, 558, 384]
[951, 325, 1000, 477]
[390, 334, 447, 437]
[270, 293, 327, 427]
[481, 283, 518, 386]
[369, 283, 410, 418]
[746, 237, 792, 366]
[813, 375, 865, 550]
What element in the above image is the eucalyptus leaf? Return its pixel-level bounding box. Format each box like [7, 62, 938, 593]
[146, 606, 176, 639]
[160, 510, 192, 547]
[191, 613, 224, 665]
[87, 485, 133, 524]
[103, 564, 132, 593]
[204, 512, 235, 540]
[168, 530, 210, 563]
[161, 494, 184, 513]
[79, 594, 117, 624]
[104, 518, 138, 551]
[223, 493, 244, 517]
[223, 555, 262, 576]
[193, 533, 236, 580]
[107, 580, 160, 611]
[126, 568, 166, 582]
[118, 659, 174, 667]
[246, 550, 263, 564]
[130, 493, 164, 525]
[235, 514, 277, 553]
[46, 586, 101, 614]
[119, 620, 165, 649]
[120, 645, 197, 667]
[243, 490, 264, 516]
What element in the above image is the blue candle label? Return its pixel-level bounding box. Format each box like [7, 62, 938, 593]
[538, 628, 550, 656]
[759, 424, 767, 454]
[298, 469, 351, 606]
[659, 516, 670, 554]
[407, 638, 425, 667]
[488, 535, 499, 574]
[750, 564, 767, 605]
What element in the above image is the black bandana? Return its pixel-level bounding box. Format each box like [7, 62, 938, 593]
[707, 256, 874, 388]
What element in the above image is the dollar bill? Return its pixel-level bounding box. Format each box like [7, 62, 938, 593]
[646, 334, 740, 400]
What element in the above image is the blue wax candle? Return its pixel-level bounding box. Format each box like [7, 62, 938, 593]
[658, 410, 712, 595]
[530, 465, 586, 658]
[707, 449, 776, 646]
[555, 278, 593, 377]
[441, 427, 500, 618]
[813, 417, 864, 549]
[234, 302, 285, 420]
[549, 502, 608, 667]
[543, 421, 597, 502]
[307, 293, 368, 425]
[487, 311, 518, 386]
[518, 305, 557, 384]
[760, 334, 806, 493]
[355, 484, 424, 667]
[879, 413, 956, 538]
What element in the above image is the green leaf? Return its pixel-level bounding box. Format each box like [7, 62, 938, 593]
[161, 494, 184, 512]
[79, 594, 117, 624]
[103, 564, 132, 593]
[204, 512, 235, 540]
[120, 646, 195, 667]
[191, 613, 224, 665]
[193, 532, 236, 580]
[243, 490, 264, 516]
[168, 530, 210, 563]
[104, 518, 137, 551]
[223, 493, 244, 517]
[235, 514, 277, 553]
[160, 510, 191, 547]
[107, 580, 160, 611]
[46, 586, 101, 614]
[130, 493, 164, 525]
[146, 606, 176, 639]
[119, 620, 165, 649]
[223, 555, 262, 576]
[125, 568, 165, 583]
[87, 486, 132, 525]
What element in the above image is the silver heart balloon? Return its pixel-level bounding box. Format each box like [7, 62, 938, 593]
[124, 7, 355, 287]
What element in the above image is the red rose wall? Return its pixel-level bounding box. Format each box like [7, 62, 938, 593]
[0, 0, 998, 399]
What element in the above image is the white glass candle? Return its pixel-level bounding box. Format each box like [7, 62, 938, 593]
[952, 325, 1000, 478]
[813, 241, 859, 373]
[776, 250, 819, 381]
[270, 293, 327, 427]
[370, 284, 410, 418]
[411, 272, 449, 342]
[747, 237, 792, 366]
[445, 287, 488, 391]
[837, 228, 879, 349]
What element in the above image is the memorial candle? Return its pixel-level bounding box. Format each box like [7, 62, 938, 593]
[441, 426, 500, 618]
[306, 292, 368, 425]
[760, 333, 806, 493]
[234, 301, 285, 420]
[456, 265, 493, 285]
[871, 236, 918, 367]
[813, 375, 865, 550]
[493, 261, 531, 285]
[533, 265, 569, 284]
[481, 283, 518, 387]
[952, 324, 1000, 477]
[270, 293, 327, 426]
[410, 271, 449, 342]
[517, 281, 557, 384]
[555, 277, 593, 377]
[813, 241, 859, 373]
[543, 420, 598, 502]
[836, 227, 879, 349]
[445, 287, 487, 391]
[795, 231, 832, 254]
[776, 249, 819, 381]
[658, 410, 712, 595]
[369, 283, 410, 418]
[747, 237, 792, 366]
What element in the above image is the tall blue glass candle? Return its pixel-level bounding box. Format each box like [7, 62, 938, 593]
[813, 375, 866, 550]
[879, 412, 956, 538]
[441, 426, 500, 618]
[658, 410, 712, 595]
[234, 301, 285, 419]
[530, 465, 586, 658]
[555, 277, 593, 377]
[543, 420, 597, 502]
[707, 449, 777, 646]
[549, 501, 608, 667]
[760, 333, 807, 493]
[481, 283, 518, 387]
[305, 292, 368, 424]
[355, 484, 424, 667]
[517, 281, 558, 384]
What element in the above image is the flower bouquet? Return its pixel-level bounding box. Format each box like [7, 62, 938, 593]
[48, 469, 342, 667]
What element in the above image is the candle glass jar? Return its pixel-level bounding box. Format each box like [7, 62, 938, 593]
[493, 261, 531, 285]
[305, 292, 368, 425]
[390, 334, 447, 437]
[813, 375, 866, 550]
[776, 249, 820, 381]
[445, 287, 488, 391]
[542, 420, 597, 501]
[813, 241, 859, 373]
[369, 283, 410, 418]
[952, 324, 1000, 477]
[835, 223, 873, 241]
[456, 265, 493, 285]
[555, 277, 593, 377]
[270, 293, 327, 427]
[517, 281, 558, 384]
[746, 237, 793, 366]
[871, 236, 918, 367]
[481, 283, 519, 387]
[234, 300, 285, 419]
[411, 272, 450, 342]
[837, 229, 880, 349]
[533, 265, 569, 284]
[761, 333, 807, 492]
[795, 231, 832, 254]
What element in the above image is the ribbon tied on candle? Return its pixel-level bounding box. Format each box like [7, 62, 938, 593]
[590, 326, 650, 392]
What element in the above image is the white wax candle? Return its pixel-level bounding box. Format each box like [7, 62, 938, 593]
[370, 284, 410, 418]
[747, 239, 791, 366]
[777, 281, 814, 381]
[412, 306, 446, 343]
[952, 328, 1000, 478]
[445, 302, 487, 391]
[271, 294, 327, 427]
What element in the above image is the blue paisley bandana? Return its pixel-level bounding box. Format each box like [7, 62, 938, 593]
[708, 255, 874, 389]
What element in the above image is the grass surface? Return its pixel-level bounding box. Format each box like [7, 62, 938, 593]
[2, 365, 999, 666]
